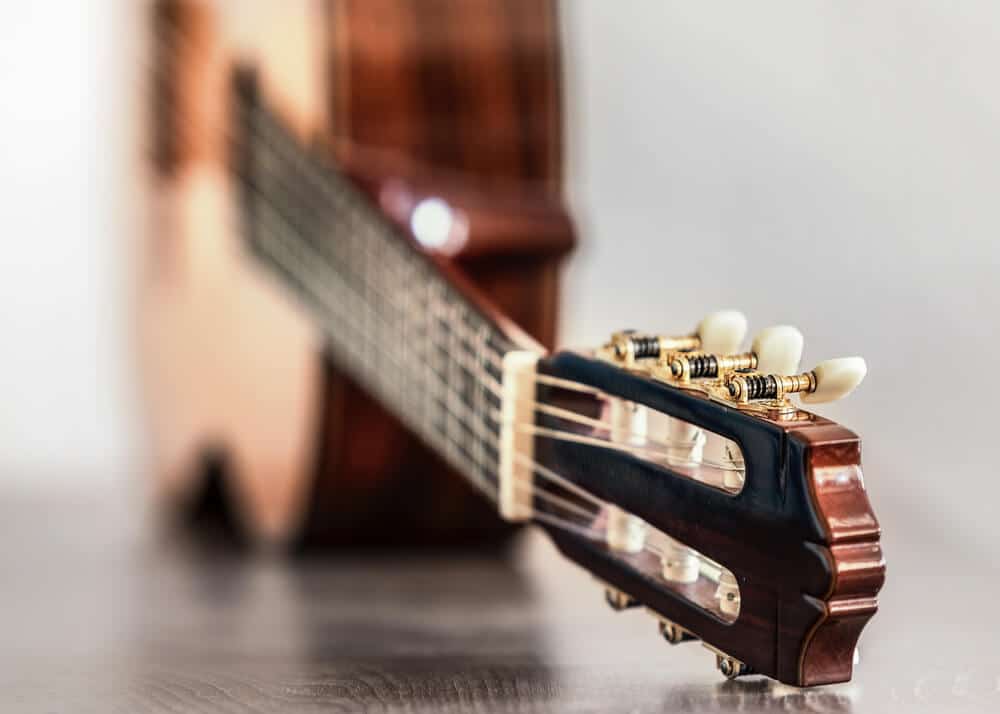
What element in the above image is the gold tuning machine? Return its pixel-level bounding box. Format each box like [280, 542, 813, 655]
[603, 311, 747, 367]
[607, 330, 699, 366]
[668, 352, 757, 383]
[727, 357, 867, 409]
[665, 325, 804, 384]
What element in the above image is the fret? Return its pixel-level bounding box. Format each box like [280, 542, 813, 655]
[450, 301, 469, 462]
[471, 322, 490, 487]
[260, 213, 502, 491]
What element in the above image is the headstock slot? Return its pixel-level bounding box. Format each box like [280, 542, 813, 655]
[522, 384, 748, 495]
[624, 521, 742, 624]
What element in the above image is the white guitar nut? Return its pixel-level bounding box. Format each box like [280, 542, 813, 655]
[498, 351, 539, 522]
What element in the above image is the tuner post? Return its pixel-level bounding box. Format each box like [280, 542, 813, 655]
[608, 330, 699, 367]
[667, 325, 804, 384]
[727, 372, 816, 404]
[669, 352, 757, 383]
[603, 311, 748, 368]
[726, 357, 867, 409]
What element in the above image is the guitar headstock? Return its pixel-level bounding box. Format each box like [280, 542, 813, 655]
[502, 312, 883, 687]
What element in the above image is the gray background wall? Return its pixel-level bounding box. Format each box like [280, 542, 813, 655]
[0, 2, 997, 556]
[559, 2, 999, 557]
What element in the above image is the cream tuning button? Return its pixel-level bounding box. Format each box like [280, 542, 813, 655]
[801, 357, 867, 404]
[751, 325, 803, 376]
[697, 310, 747, 355]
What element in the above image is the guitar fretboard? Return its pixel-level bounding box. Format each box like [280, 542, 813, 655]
[231, 72, 517, 500]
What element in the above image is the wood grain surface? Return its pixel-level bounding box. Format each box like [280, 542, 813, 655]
[0, 489, 996, 713]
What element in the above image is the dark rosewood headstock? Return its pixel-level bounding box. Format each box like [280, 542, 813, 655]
[524, 344, 883, 687]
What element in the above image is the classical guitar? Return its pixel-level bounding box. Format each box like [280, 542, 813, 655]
[142, 0, 884, 687]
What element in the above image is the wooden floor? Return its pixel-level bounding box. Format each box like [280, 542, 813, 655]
[1, 489, 997, 713]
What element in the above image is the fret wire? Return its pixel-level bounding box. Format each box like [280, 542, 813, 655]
[249, 105, 512, 380]
[242, 100, 519, 496]
[250, 136, 508, 428]
[268, 197, 618, 516]
[300, 249, 500, 472]
[160, 81, 624, 543]
[164, 89, 626, 535]
[250, 198, 504, 486]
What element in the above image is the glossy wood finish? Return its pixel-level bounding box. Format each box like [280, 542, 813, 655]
[300, 0, 572, 545]
[797, 431, 883, 686]
[535, 352, 885, 687]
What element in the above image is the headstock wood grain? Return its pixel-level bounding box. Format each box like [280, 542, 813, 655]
[144, 0, 883, 690]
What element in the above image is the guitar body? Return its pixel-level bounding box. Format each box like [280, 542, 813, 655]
[142, 0, 573, 545]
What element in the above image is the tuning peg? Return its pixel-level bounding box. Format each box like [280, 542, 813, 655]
[668, 325, 802, 382]
[750, 325, 803, 376]
[727, 357, 867, 405]
[800, 357, 867, 404]
[606, 310, 747, 365]
[697, 310, 747, 355]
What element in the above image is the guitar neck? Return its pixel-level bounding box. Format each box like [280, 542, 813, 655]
[231, 70, 525, 502]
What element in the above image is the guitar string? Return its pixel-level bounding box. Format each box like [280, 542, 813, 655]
[252, 196, 730, 572]
[247, 160, 740, 572]
[178, 92, 743, 506]
[139, 45, 735, 591]
[148, 136, 716, 581]
[253, 109, 744, 479]
[250, 199, 639, 542]
[246, 113, 728, 467]
[142, 75, 723, 556]
[248, 191, 612, 532]
[247, 172, 736, 574]
[256, 196, 734, 479]
[141, 78, 696, 461]
[252, 185, 729, 481]
[248, 126, 746, 503]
